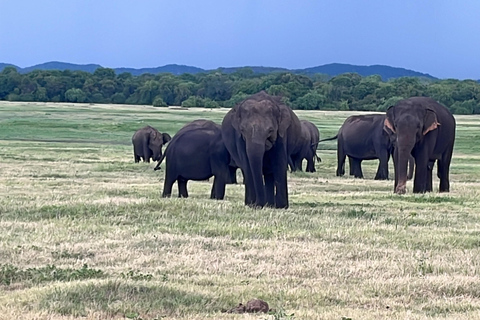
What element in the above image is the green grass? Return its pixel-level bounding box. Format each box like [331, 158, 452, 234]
[1, 101, 480, 319]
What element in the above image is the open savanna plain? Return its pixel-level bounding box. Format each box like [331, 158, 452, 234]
[1, 101, 480, 320]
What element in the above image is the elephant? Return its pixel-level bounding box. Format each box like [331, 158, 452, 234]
[320, 114, 414, 180]
[132, 126, 171, 163]
[221, 91, 302, 208]
[289, 120, 321, 172]
[384, 97, 455, 194]
[155, 119, 237, 199]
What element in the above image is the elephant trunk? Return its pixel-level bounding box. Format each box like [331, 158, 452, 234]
[395, 145, 414, 194]
[246, 141, 266, 207]
[152, 150, 162, 162]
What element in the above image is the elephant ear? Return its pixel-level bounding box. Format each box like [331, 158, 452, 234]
[149, 129, 157, 141]
[383, 106, 396, 134]
[231, 108, 241, 132]
[278, 106, 291, 138]
[162, 133, 172, 143]
[423, 108, 440, 135]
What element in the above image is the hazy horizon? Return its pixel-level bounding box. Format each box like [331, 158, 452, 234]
[1, 1, 479, 80]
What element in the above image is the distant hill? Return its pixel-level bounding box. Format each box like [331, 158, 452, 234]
[298, 63, 436, 80]
[115, 64, 204, 76]
[22, 61, 102, 73]
[0, 63, 19, 71]
[217, 66, 290, 74]
[0, 61, 438, 80]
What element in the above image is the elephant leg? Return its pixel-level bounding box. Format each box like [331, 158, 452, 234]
[228, 166, 238, 184]
[264, 172, 275, 207]
[438, 148, 453, 192]
[426, 160, 434, 192]
[348, 157, 355, 176]
[162, 174, 175, 198]
[393, 148, 398, 192]
[356, 160, 364, 178]
[337, 145, 346, 176]
[350, 158, 363, 178]
[211, 176, 226, 200]
[375, 151, 390, 180]
[295, 158, 303, 172]
[142, 142, 151, 163]
[178, 178, 188, 198]
[274, 169, 288, 209]
[413, 153, 429, 194]
[306, 155, 315, 173]
[271, 152, 288, 209]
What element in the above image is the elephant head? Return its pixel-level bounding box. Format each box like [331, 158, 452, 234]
[149, 130, 171, 161]
[384, 100, 440, 194]
[232, 93, 291, 152]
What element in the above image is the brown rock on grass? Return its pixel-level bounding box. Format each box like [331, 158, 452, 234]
[226, 299, 270, 313]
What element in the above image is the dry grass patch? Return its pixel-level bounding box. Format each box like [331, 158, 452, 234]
[1, 103, 480, 319]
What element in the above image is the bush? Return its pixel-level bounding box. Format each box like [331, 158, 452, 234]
[377, 96, 404, 111]
[152, 96, 167, 107]
[203, 98, 219, 109]
[181, 96, 204, 108]
[294, 92, 326, 110]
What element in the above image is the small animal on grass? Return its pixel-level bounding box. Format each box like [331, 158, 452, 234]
[132, 125, 171, 164]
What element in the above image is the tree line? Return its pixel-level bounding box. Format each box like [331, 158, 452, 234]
[0, 66, 479, 114]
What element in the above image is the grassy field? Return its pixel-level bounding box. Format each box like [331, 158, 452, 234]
[1, 101, 480, 320]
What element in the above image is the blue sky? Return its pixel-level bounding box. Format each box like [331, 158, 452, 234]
[0, 0, 479, 79]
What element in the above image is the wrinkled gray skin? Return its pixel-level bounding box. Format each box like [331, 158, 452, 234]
[290, 120, 321, 172]
[132, 126, 171, 163]
[320, 114, 413, 180]
[384, 97, 456, 194]
[156, 120, 237, 199]
[222, 91, 302, 209]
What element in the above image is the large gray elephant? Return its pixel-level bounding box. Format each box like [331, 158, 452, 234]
[384, 97, 455, 194]
[290, 120, 321, 172]
[132, 126, 171, 163]
[156, 120, 237, 199]
[221, 91, 302, 208]
[320, 114, 414, 180]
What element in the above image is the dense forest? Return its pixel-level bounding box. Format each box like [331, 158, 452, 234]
[0, 66, 479, 114]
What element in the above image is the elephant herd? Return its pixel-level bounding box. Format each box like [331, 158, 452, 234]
[132, 92, 456, 209]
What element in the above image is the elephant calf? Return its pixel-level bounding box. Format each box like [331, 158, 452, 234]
[290, 120, 321, 172]
[132, 126, 171, 163]
[156, 119, 237, 199]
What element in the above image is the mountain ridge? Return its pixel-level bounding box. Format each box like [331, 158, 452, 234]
[0, 61, 441, 80]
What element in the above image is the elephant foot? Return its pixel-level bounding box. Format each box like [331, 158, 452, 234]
[247, 203, 264, 209]
[395, 184, 407, 195]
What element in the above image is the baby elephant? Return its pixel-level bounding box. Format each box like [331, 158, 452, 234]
[155, 119, 237, 199]
[132, 126, 171, 163]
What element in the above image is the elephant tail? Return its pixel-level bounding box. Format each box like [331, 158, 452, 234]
[153, 152, 166, 171]
[314, 153, 322, 163]
[319, 135, 338, 143]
